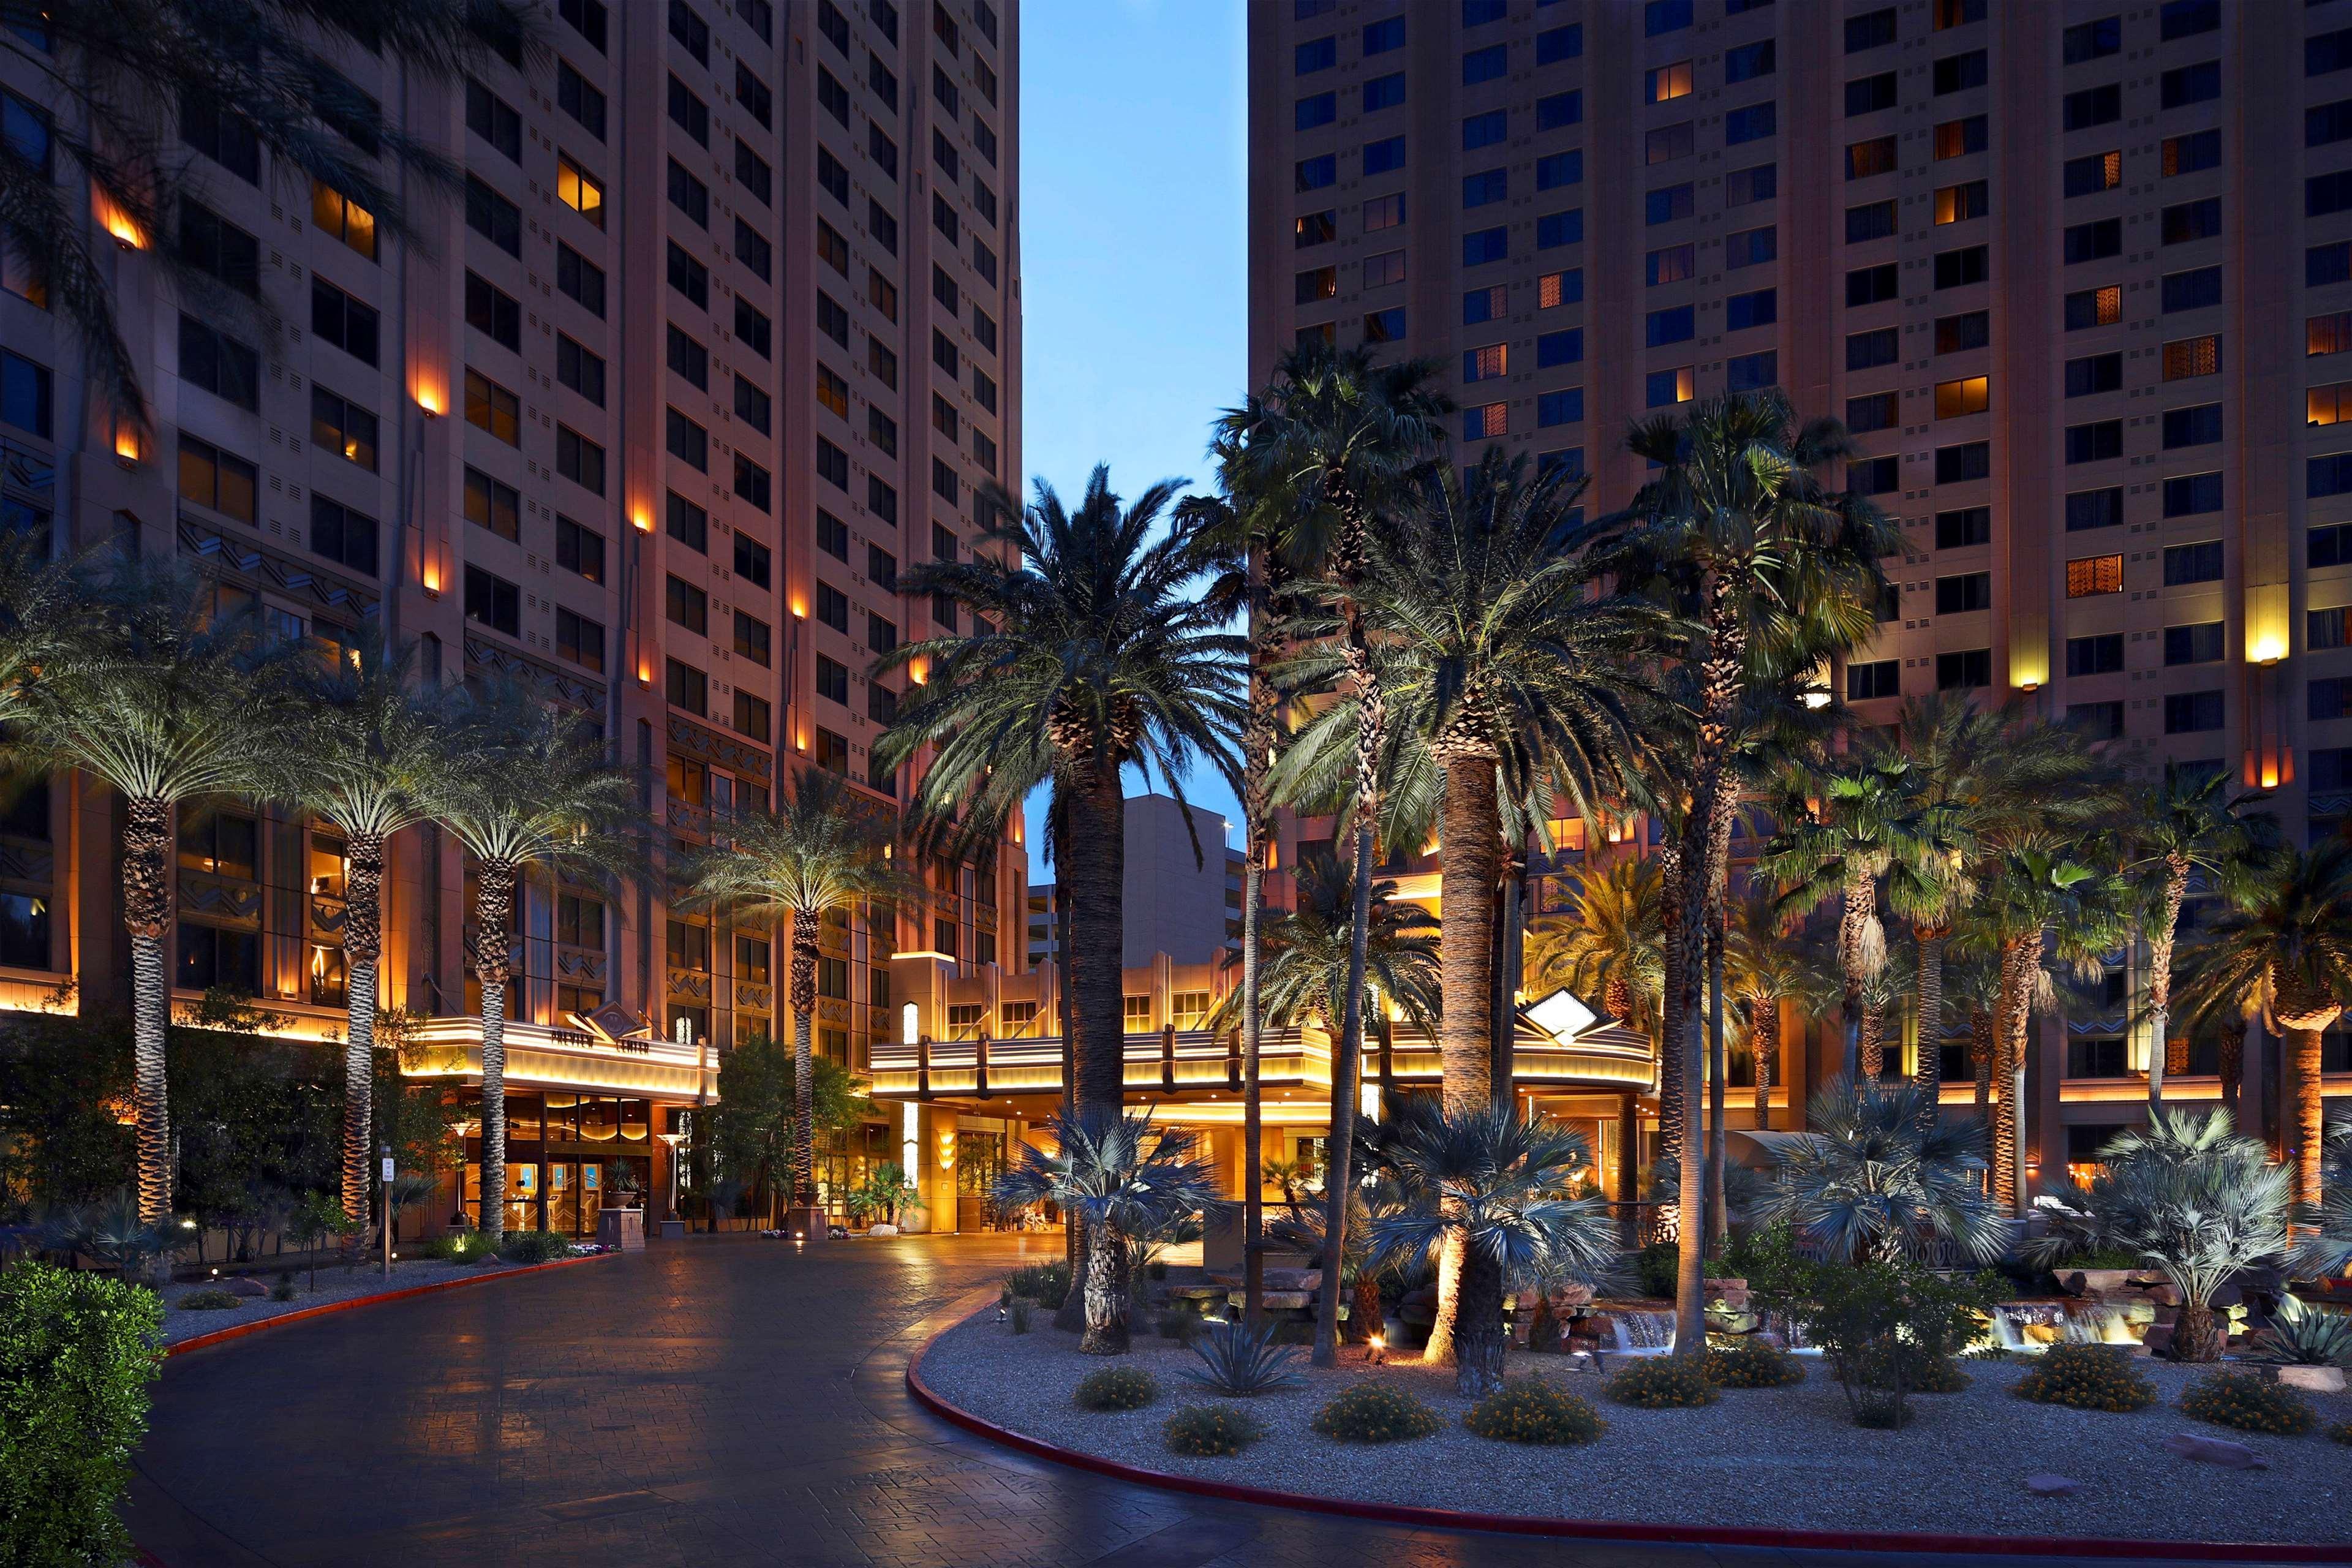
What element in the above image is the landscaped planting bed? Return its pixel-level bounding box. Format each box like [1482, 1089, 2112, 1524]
[918, 1306, 2352, 1546]
[159, 1249, 609, 1344]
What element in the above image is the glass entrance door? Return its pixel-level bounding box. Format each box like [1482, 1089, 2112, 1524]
[548, 1163, 579, 1235]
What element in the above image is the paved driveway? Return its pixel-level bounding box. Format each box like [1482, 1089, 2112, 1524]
[130, 1233, 2282, 1568]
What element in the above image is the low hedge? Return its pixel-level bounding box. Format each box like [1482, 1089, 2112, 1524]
[1, 1261, 165, 1568]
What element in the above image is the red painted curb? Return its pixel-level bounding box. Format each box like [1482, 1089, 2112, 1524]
[164, 1250, 619, 1359]
[903, 1323, 2352, 1563]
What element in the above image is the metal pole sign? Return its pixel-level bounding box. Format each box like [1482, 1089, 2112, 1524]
[380, 1144, 394, 1276]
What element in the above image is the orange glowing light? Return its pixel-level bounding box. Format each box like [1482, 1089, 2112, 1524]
[113, 424, 139, 462]
[97, 193, 145, 249]
[637, 659, 654, 687]
[420, 559, 442, 597]
[415, 385, 444, 418]
[631, 510, 654, 533]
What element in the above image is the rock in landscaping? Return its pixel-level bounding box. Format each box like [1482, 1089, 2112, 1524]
[2275, 1365, 2347, 1394]
[2163, 1433, 2270, 1470]
[221, 1276, 270, 1298]
[2026, 1473, 2084, 1496]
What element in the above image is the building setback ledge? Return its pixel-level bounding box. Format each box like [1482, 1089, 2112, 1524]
[902, 1320, 2352, 1564]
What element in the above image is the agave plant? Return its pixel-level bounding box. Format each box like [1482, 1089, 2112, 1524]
[1760, 1075, 2008, 1265]
[991, 1109, 1223, 1355]
[1182, 1316, 1303, 1396]
[2242, 1294, 2352, 1367]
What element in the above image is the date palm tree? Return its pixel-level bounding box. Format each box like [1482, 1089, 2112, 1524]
[1762, 1075, 2006, 1265]
[1525, 854, 1668, 1038]
[1219, 344, 1446, 1365]
[20, 555, 301, 1224]
[2122, 763, 2278, 1107]
[1361, 1101, 1619, 1396]
[272, 635, 471, 1249]
[0, 0, 532, 424]
[876, 468, 1243, 1132]
[1723, 886, 1836, 1130]
[2174, 839, 2352, 1211]
[681, 770, 903, 1210]
[1211, 846, 1440, 1044]
[428, 688, 636, 1239]
[991, 1109, 1221, 1355]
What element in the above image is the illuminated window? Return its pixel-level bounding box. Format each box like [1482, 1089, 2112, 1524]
[1464, 343, 1508, 380]
[2062, 150, 2122, 198]
[1934, 376, 1989, 418]
[1933, 115, 1986, 159]
[1646, 61, 1693, 102]
[1646, 366, 1694, 407]
[1646, 243, 1694, 285]
[556, 153, 605, 228]
[1464, 402, 1508, 440]
[2311, 381, 2352, 426]
[2162, 334, 2220, 380]
[2315, 311, 2352, 356]
[2066, 285, 2122, 330]
[1846, 135, 1897, 179]
[816, 364, 848, 418]
[1171, 991, 1211, 1030]
[1123, 995, 1153, 1033]
[2065, 554, 2124, 597]
[1538, 270, 1578, 309]
[1000, 1000, 1039, 1038]
[464, 369, 519, 445]
[947, 1003, 986, 1040]
[1934, 179, 1988, 224]
[311, 181, 377, 259]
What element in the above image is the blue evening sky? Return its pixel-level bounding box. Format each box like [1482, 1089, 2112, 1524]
[1019, 1, 1248, 882]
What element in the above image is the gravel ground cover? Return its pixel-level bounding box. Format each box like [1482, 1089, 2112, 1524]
[919, 1306, 2352, 1545]
[159, 1252, 606, 1344]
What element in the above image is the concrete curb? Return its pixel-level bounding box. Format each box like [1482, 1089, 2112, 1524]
[903, 1314, 2352, 1563]
[165, 1250, 619, 1359]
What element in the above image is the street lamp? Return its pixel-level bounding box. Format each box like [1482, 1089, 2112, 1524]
[657, 1129, 688, 1238]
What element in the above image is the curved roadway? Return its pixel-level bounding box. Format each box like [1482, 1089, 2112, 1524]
[131, 1234, 2263, 1568]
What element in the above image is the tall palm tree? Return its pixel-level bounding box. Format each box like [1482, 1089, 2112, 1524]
[2122, 763, 2277, 1107]
[876, 468, 1244, 1134]
[2175, 840, 2352, 1211]
[428, 689, 636, 1239]
[21, 556, 300, 1223]
[1723, 886, 1837, 1130]
[0, 1, 532, 423]
[1967, 840, 2130, 1212]
[1609, 390, 1897, 1355]
[273, 635, 470, 1248]
[1212, 848, 1440, 1044]
[1219, 343, 1447, 1367]
[682, 771, 904, 1211]
[1362, 1101, 1619, 1396]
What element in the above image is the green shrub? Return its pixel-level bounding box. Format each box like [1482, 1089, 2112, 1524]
[1703, 1337, 1804, 1389]
[1604, 1357, 1719, 1408]
[1864, 1354, 1970, 1394]
[1072, 1366, 1158, 1412]
[270, 1273, 298, 1303]
[1163, 1403, 1264, 1457]
[1634, 1242, 1677, 1298]
[421, 1232, 497, 1264]
[2329, 1418, 2352, 1447]
[1007, 1261, 1071, 1305]
[0, 1261, 164, 1568]
[2011, 1344, 2155, 1412]
[1008, 1297, 1031, 1335]
[1311, 1382, 1442, 1442]
[496, 1230, 572, 1265]
[1155, 1306, 1200, 1344]
[1787, 1256, 1998, 1429]
[2179, 1371, 2316, 1437]
[176, 1287, 242, 1311]
[1463, 1378, 1608, 1445]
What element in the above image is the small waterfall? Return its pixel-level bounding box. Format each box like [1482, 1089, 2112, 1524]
[1989, 1300, 2142, 1352]
[1611, 1310, 1677, 1352]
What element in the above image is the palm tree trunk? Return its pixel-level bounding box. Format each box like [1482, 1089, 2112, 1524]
[1992, 937, 2035, 1214]
[1240, 563, 1273, 1332]
[2147, 861, 2187, 1108]
[789, 907, 820, 1207]
[1079, 1211, 1128, 1355]
[1841, 870, 1872, 1081]
[1065, 772, 1129, 1121]
[2291, 1022, 2331, 1212]
[1317, 603, 1381, 1370]
[1454, 1234, 1508, 1397]
[1913, 924, 1947, 1121]
[1753, 999, 1776, 1131]
[1972, 1008, 1994, 1123]
[470, 857, 519, 1240]
[341, 830, 386, 1257]
[2219, 1027, 2243, 1123]
[1437, 750, 1498, 1112]
[124, 795, 175, 1226]
[1657, 840, 1686, 1167]
[1706, 899, 1727, 1250]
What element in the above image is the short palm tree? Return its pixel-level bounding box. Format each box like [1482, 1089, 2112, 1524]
[428, 688, 636, 1238]
[2122, 763, 2274, 1107]
[21, 556, 300, 1223]
[1362, 1101, 1619, 1395]
[1219, 342, 1447, 1367]
[681, 770, 903, 1210]
[272, 636, 471, 1247]
[990, 1109, 1221, 1355]
[2026, 1107, 2288, 1361]
[1210, 847, 1439, 1041]
[876, 468, 1243, 1127]
[1723, 887, 1836, 1129]
[2, 1, 531, 423]
[1762, 1076, 2007, 1265]
[2174, 839, 2352, 1210]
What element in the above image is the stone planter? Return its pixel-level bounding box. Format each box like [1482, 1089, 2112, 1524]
[2062, 1268, 2133, 1297]
[2274, 1363, 2347, 1393]
[1703, 1276, 1750, 1312]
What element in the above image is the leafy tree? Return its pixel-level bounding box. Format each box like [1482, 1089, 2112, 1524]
[681, 771, 901, 1210]
[706, 1034, 870, 1226]
[426, 688, 636, 1238]
[19, 557, 302, 1223]
[0, 0, 532, 423]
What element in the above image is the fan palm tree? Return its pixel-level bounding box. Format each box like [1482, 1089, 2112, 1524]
[427, 688, 636, 1239]
[1211, 848, 1440, 1042]
[0, 1, 532, 424]
[1723, 887, 1836, 1130]
[991, 1109, 1223, 1355]
[681, 771, 905, 1210]
[20, 556, 301, 1223]
[271, 635, 471, 1248]
[2174, 839, 2352, 1210]
[2123, 763, 2278, 1107]
[1219, 343, 1447, 1366]
[1361, 1101, 1619, 1395]
[876, 468, 1243, 1131]
[1762, 1076, 2007, 1265]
